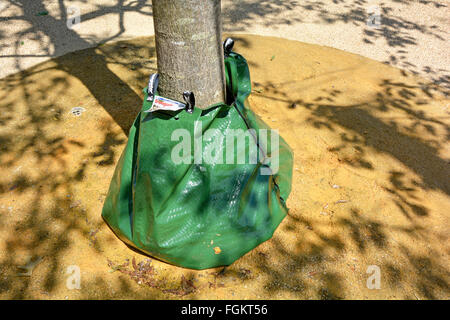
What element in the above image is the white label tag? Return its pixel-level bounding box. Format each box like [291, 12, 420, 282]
[144, 95, 186, 112]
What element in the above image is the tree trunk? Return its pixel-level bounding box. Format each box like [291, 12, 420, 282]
[152, 0, 226, 109]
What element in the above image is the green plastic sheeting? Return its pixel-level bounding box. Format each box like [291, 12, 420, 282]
[102, 51, 293, 269]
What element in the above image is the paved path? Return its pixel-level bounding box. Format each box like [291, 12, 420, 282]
[0, 0, 449, 90]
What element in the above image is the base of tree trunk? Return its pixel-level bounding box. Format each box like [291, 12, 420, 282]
[152, 0, 226, 109]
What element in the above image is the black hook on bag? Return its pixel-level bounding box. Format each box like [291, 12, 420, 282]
[183, 91, 195, 114]
[223, 38, 234, 58]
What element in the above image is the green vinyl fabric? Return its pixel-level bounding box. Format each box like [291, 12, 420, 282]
[102, 51, 293, 269]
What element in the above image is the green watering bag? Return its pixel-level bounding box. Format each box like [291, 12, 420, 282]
[102, 49, 294, 269]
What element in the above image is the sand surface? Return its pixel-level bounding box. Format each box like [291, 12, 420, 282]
[0, 34, 448, 299]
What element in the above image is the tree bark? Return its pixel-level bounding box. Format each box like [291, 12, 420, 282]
[152, 0, 226, 109]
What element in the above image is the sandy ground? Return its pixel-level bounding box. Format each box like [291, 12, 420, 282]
[0, 34, 448, 299]
[0, 0, 449, 91]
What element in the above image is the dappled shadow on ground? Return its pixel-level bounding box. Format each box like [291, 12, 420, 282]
[1, 1, 448, 90]
[240, 35, 449, 299]
[0, 0, 153, 57]
[0, 36, 168, 298]
[0, 0, 153, 133]
[298, 79, 450, 197]
[222, 0, 449, 91]
[0, 34, 449, 299]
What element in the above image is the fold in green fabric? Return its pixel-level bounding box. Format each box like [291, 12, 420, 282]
[102, 52, 293, 269]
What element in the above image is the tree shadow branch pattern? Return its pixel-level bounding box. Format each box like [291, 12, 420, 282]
[0, 1, 448, 299]
[222, 0, 449, 91]
[1, 0, 448, 89]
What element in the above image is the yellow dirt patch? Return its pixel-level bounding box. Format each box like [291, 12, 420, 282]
[0, 34, 448, 299]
